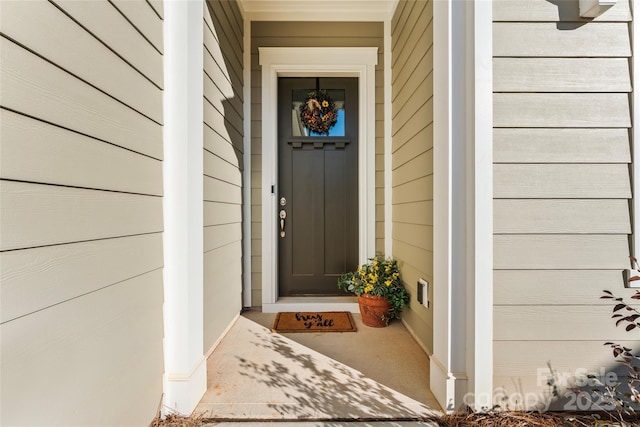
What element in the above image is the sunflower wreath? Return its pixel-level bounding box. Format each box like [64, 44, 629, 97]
[299, 90, 338, 136]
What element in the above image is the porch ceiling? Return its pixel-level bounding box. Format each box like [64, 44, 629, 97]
[237, 0, 397, 21]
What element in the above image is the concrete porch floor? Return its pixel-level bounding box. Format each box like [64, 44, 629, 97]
[195, 309, 442, 426]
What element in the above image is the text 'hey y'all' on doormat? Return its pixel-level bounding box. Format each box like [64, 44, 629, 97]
[272, 312, 357, 333]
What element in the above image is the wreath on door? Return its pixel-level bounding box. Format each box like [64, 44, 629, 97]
[299, 90, 338, 135]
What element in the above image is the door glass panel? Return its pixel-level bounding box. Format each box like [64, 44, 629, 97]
[292, 89, 346, 137]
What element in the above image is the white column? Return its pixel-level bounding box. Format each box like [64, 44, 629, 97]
[162, 0, 206, 415]
[384, 19, 393, 257]
[431, 0, 493, 411]
[432, 0, 460, 410]
[469, 0, 494, 410]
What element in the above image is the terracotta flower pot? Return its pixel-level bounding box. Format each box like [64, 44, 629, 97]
[358, 294, 391, 327]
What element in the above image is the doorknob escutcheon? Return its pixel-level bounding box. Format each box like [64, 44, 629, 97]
[279, 209, 286, 237]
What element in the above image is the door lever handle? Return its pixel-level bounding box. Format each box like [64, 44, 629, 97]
[279, 209, 287, 237]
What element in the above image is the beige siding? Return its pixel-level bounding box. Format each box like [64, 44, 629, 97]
[494, 200, 631, 234]
[494, 23, 631, 57]
[47, 0, 164, 88]
[493, 58, 631, 93]
[494, 270, 633, 306]
[494, 340, 639, 377]
[494, 235, 630, 270]
[494, 164, 631, 198]
[0, 181, 162, 251]
[1, 109, 162, 194]
[2, 270, 164, 425]
[0, 1, 164, 425]
[494, 93, 631, 128]
[493, 128, 630, 163]
[494, 338, 637, 411]
[251, 21, 384, 306]
[492, 0, 635, 407]
[493, 0, 632, 22]
[1, 37, 162, 159]
[391, 0, 433, 352]
[203, 0, 244, 350]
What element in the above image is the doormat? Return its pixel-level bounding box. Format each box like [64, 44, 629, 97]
[272, 312, 357, 333]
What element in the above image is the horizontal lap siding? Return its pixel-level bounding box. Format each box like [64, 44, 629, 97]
[494, 93, 630, 128]
[494, 23, 631, 57]
[1, 38, 162, 159]
[493, 58, 631, 93]
[493, 0, 632, 22]
[493, 339, 637, 411]
[494, 164, 631, 198]
[0, 1, 164, 426]
[49, 0, 164, 88]
[203, 0, 244, 350]
[492, 0, 636, 408]
[391, 0, 433, 352]
[494, 200, 631, 234]
[2, 270, 164, 425]
[0, 181, 162, 251]
[251, 21, 384, 306]
[493, 128, 630, 163]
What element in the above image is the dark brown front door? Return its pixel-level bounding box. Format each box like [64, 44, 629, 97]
[278, 77, 359, 296]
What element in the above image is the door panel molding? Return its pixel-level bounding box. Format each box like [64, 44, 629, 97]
[259, 47, 378, 311]
[278, 77, 359, 296]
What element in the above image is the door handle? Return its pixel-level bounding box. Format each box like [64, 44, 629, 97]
[279, 209, 287, 237]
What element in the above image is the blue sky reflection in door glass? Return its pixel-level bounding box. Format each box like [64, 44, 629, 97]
[308, 109, 345, 137]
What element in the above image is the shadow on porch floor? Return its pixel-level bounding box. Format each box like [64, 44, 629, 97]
[194, 309, 442, 424]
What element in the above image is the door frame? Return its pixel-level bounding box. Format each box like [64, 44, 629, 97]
[259, 47, 378, 312]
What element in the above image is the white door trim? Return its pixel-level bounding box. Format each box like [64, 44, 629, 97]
[258, 47, 378, 312]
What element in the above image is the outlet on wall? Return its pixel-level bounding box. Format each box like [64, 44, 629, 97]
[417, 278, 429, 308]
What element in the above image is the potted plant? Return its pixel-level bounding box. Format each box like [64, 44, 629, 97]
[337, 256, 410, 327]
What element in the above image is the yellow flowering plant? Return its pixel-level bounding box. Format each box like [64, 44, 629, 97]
[337, 256, 410, 321]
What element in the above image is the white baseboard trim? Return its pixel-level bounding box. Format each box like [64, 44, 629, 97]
[163, 313, 242, 416]
[430, 354, 469, 412]
[163, 360, 206, 417]
[400, 317, 433, 357]
[205, 313, 241, 359]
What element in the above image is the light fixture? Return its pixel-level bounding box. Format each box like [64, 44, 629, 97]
[579, 0, 617, 18]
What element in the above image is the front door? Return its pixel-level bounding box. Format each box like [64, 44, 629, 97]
[278, 77, 359, 296]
